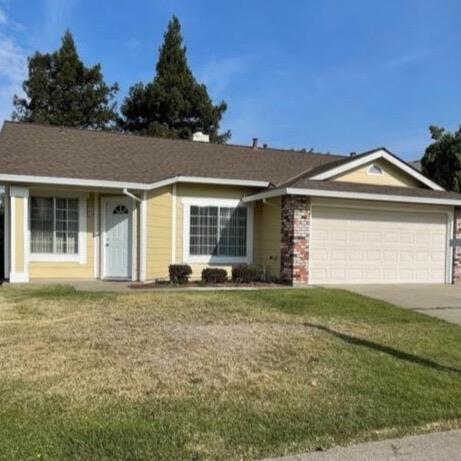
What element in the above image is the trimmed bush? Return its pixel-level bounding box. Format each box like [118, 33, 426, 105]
[202, 268, 228, 284]
[231, 265, 261, 284]
[168, 264, 192, 284]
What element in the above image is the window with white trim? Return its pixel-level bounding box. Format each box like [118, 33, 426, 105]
[30, 197, 79, 255]
[189, 205, 248, 258]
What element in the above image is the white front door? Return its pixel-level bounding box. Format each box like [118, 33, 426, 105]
[103, 197, 132, 279]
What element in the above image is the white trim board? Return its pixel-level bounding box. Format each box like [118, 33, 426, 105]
[0, 174, 269, 191]
[171, 184, 177, 264]
[243, 187, 461, 206]
[140, 191, 147, 282]
[3, 191, 9, 279]
[309, 149, 444, 191]
[94, 192, 100, 279]
[9, 191, 29, 283]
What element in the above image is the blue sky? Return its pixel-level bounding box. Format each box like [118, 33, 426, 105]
[1, 0, 461, 160]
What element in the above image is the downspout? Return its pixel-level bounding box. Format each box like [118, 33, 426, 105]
[122, 188, 142, 202]
[123, 188, 143, 282]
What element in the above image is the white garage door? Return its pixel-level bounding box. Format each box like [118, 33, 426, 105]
[310, 205, 449, 284]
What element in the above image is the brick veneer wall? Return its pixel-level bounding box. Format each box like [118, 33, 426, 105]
[454, 207, 461, 283]
[280, 196, 311, 285]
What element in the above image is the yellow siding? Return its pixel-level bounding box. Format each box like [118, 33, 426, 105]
[145, 186, 173, 279]
[175, 184, 253, 280]
[145, 183, 283, 281]
[29, 193, 95, 279]
[333, 159, 422, 188]
[253, 197, 281, 278]
[14, 197, 24, 273]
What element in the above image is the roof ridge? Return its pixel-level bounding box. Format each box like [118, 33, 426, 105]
[3, 121, 346, 159]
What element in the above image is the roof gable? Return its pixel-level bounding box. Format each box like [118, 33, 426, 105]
[331, 158, 422, 188]
[308, 148, 444, 191]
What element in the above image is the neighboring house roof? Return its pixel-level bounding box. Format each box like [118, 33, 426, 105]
[411, 160, 422, 171]
[0, 122, 344, 186]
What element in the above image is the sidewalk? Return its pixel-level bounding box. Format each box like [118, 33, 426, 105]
[262, 429, 461, 461]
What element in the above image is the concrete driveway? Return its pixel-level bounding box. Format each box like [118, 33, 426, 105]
[262, 429, 461, 461]
[335, 284, 461, 326]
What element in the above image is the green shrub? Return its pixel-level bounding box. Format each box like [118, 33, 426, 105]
[231, 265, 261, 284]
[202, 268, 228, 284]
[168, 264, 192, 284]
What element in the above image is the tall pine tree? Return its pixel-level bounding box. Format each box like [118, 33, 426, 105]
[13, 30, 119, 129]
[121, 16, 230, 143]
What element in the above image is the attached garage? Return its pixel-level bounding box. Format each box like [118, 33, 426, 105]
[243, 148, 461, 287]
[310, 200, 452, 284]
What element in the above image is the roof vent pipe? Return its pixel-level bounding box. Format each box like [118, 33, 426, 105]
[252, 138, 258, 149]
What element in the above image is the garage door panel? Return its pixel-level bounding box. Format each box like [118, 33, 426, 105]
[310, 206, 448, 284]
[331, 230, 347, 241]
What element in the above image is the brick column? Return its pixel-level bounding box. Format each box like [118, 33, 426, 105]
[280, 196, 310, 285]
[454, 207, 461, 284]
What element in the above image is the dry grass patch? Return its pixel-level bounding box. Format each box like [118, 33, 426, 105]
[0, 286, 460, 460]
[0, 289, 330, 405]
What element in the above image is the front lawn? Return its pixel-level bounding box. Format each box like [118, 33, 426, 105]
[0, 287, 460, 460]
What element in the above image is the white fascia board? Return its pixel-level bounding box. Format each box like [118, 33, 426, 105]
[310, 149, 444, 191]
[285, 187, 461, 206]
[148, 176, 269, 190]
[174, 176, 269, 188]
[243, 188, 287, 202]
[0, 174, 150, 190]
[0, 174, 269, 191]
[243, 186, 461, 206]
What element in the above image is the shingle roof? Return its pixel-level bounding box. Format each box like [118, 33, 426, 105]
[0, 122, 345, 185]
[277, 176, 461, 200]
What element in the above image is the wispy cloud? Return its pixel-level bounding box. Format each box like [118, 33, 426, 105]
[0, 0, 84, 127]
[311, 48, 434, 94]
[41, 0, 80, 43]
[199, 56, 249, 99]
[0, 7, 7, 25]
[0, 22, 28, 126]
[382, 49, 432, 71]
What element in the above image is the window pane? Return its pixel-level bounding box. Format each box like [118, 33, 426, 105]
[188, 205, 247, 258]
[55, 198, 79, 254]
[30, 197, 79, 255]
[189, 206, 218, 255]
[31, 197, 54, 253]
[217, 207, 247, 257]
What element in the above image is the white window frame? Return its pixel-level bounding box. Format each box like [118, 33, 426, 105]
[28, 193, 87, 264]
[182, 197, 253, 264]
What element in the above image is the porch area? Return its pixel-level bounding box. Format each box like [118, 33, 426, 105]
[3, 185, 147, 284]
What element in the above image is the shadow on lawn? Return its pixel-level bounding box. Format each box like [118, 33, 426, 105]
[304, 322, 461, 374]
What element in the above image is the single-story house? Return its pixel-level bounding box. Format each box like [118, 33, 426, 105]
[0, 121, 460, 285]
